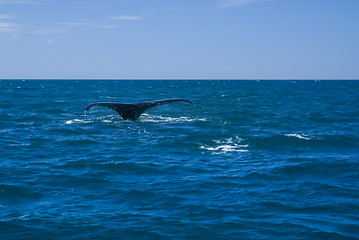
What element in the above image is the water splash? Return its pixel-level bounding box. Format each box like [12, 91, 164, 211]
[136, 114, 206, 123]
[65, 113, 205, 125]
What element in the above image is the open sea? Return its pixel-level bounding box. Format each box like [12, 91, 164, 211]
[1, 80, 359, 240]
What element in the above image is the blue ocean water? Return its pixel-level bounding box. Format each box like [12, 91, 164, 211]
[0, 80, 359, 240]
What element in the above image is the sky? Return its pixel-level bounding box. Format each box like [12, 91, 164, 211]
[0, 0, 358, 79]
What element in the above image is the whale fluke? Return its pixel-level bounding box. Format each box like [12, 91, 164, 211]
[85, 98, 194, 121]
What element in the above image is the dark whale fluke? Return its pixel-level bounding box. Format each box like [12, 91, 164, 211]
[85, 98, 194, 121]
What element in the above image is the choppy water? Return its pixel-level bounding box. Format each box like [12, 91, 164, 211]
[1, 80, 359, 240]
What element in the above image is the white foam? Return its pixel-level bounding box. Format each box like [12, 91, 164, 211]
[200, 136, 248, 154]
[66, 113, 205, 125]
[139, 114, 206, 123]
[65, 119, 92, 124]
[284, 133, 312, 140]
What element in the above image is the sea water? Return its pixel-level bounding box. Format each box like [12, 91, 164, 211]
[1, 80, 358, 239]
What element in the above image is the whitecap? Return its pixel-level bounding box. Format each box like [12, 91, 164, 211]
[200, 136, 248, 154]
[139, 114, 206, 123]
[284, 133, 312, 140]
[65, 119, 92, 124]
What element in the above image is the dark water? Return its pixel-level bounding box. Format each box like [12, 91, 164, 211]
[1, 80, 359, 240]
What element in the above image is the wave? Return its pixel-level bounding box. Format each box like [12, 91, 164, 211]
[96, 161, 163, 175]
[197, 133, 359, 155]
[65, 114, 122, 125]
[65, 118, 93, 125]
[247, 133, 359, 153]
[0, 184, 43, 204]
[199, 136, 249, 154]
[270, 158, 359, 180]
[283, 133, 317, 140]
[138, 113, 206, 123]
[65, 113, 206, 125]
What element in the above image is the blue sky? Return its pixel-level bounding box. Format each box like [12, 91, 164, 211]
[0, 0, 358, 79]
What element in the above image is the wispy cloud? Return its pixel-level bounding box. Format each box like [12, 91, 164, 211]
[0, 22, 18, 33]
[218, 0, 265, 8]
[110, 15, 143, 21]
[110, 8, 182, 22]
[34, 28, 67, 35]
[144, 7, 183, 16]
[0, 0, 38, 4]
[60, 22, 117, 29]
[0, 14, 15, 19]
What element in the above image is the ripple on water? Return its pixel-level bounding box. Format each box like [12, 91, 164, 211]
[0, 184, 43, 204]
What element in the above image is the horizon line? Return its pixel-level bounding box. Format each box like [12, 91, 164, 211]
[1, 78, 359, 81]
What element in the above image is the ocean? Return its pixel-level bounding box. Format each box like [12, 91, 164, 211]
[1, 80, 358, 240]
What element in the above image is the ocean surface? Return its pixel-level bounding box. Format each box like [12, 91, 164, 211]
[1, 80, 359, 240]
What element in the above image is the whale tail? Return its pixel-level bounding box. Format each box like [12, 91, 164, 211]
[85, 98, 194, 121]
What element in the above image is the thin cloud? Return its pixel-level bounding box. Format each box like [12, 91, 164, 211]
[0, 22, 17, 32]
[111, 15, 143, 21]
[144, 7, 183, 15]
[0, 0, 38, 4]
[110, 8, 182, 21]
[218, 0, 265, 8]
[60, 22, 117, 29]
[34, 28, 67, 35]
[0, 22, 18, 32]
[0, 14, 15, 19]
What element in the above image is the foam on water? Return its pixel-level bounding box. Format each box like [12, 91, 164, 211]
[139, 113, 206, 123]
[200, 136, 249, 154]
[69, 113, 207, 124]
[65, 119, 92, 124]
[284, 133, 314, 140]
